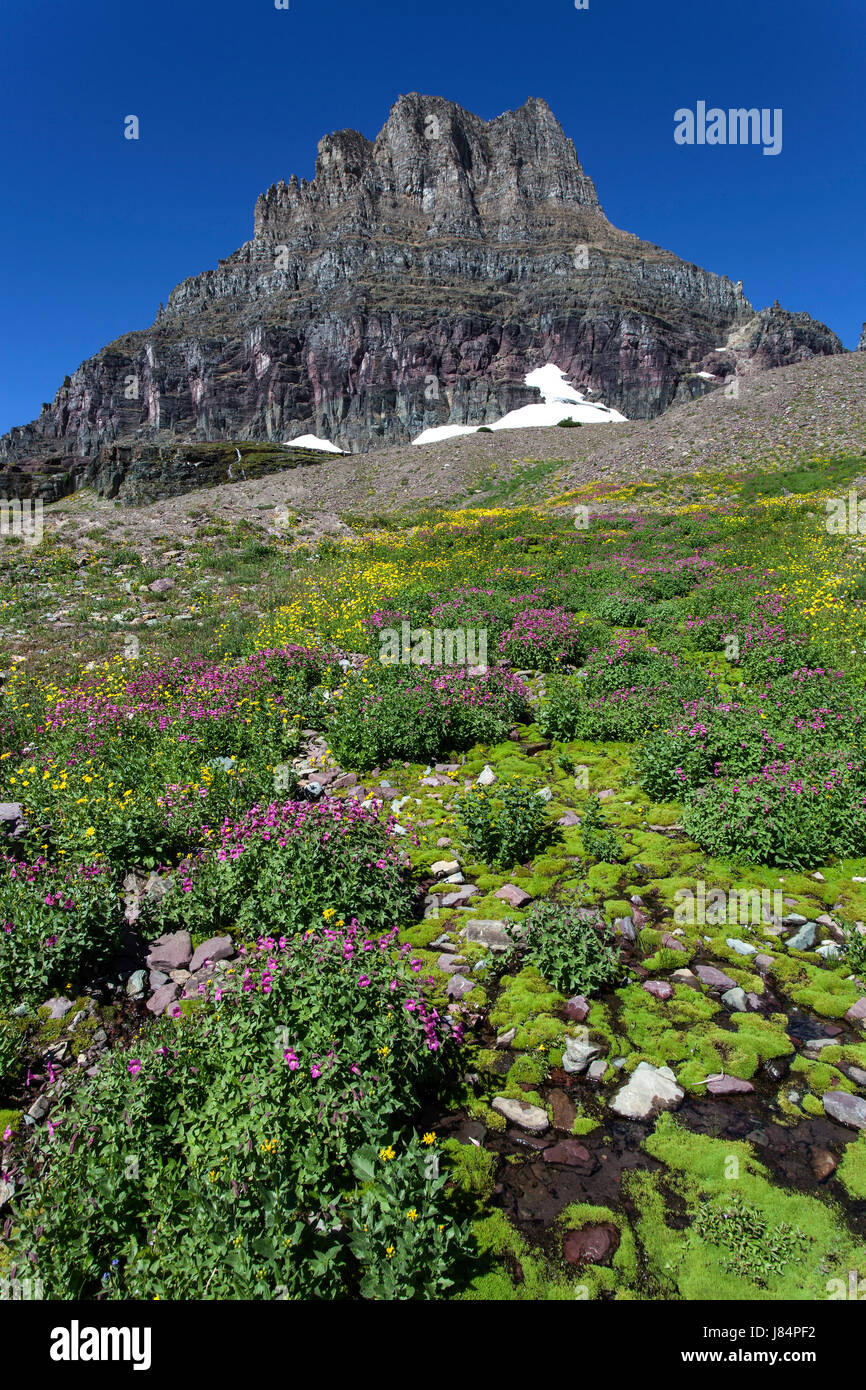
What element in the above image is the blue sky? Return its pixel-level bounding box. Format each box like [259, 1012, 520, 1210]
[1, 0, 863, 435]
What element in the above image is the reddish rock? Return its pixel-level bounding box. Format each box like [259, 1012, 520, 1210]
[146, 931, 192, 971]
[146, 983, 180, 1016]
[642, 980, 673, 1001]
[694, 964, 738, 991]
[565, 995, 590, 1023]
[495, 883, 532, 908]
[549, 1087, 577, 1131]
[660, 932, 686, 952]
[188, 934, 234, 973]
[562, 1223, 620, 1266]
[558, 811, 581, 827]
[810, 1148, 837, 1181]
[754, 954, 774, 972]
[705, 1074, 755, 1095]
[845, 997, 866, 1024]
[543, 1140, 592, 1166]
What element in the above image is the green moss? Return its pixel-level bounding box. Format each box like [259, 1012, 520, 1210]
[0, 1108, 21, 1136]
[456, 1211, 577, 1301]
[442, 1139, 498, 1201]
[505, 1052, 550, 1088]
[631, 1114, 866, 1300]
[802, 1093, 825, 1116]
[836, 1133, 866, 1200]
[488, 966, 566, 1050]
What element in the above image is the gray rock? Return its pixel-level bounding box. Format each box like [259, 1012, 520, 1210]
[436, 953, 466, 974]
[587, 1059, 607, 1083]
[491, 1096, 549, 1134]
[475, 765, 497, 786]
[787, 922, 817, 951]
[431, 859, 460, 877]
[726, 938, 757, 956]
[705, 1073, 754, 1095]
[563, 1036, 603, 1074]
[822, 1091, 866, 1130]
[847, 1066, 866, 1087]
[721, 987, 748, 1012]
[43, 997, 74, 1020]
[27, 1096, 50, 1121]
[495, 1027, 517, 1048]
[536, 786, 553, 802]
[609, 1062, 684, 1120]
[615, 916, 636, 941]
[149, 969, 169, 989]
[445, 973, 475, 1000]
[816, 941, 842, 960]
[463, 919, 514, 952]
[126, 969, 147, 998]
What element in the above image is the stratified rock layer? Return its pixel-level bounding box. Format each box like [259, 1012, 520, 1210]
[0, 94, 843, 499]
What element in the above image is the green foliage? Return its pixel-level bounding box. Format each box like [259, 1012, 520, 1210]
[579, 798, 625, 863]
[512, 898, 622, 995]
[455, 780, 558, 868]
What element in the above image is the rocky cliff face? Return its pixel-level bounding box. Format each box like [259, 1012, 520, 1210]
[0, 93, 845, 494]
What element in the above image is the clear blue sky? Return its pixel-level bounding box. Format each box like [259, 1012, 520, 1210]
[1, 0, 863, 436]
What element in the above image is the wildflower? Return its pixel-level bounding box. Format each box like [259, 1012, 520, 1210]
[422, 1132, 436, 1145]
[406, 1209, 418, 1222]
[127, 1060, 142, 1077]
[379, 1145, 396, 1162]
[386, 1244, 395, 1259]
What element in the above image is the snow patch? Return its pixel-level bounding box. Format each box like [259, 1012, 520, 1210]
[412, 364, 627, 445]
[284, 434, 343, 454]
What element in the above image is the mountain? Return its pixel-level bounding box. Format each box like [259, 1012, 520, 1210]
[0, 93, 844, 501]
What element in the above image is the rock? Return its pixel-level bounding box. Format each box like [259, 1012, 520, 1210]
[495, 1027, 517, 1048]
[659, 931, 685, 952]
[721, 987, 748, 1012]
[783, 912, 808, 927]
[147, 577, 175, 593]
[845, 997, 866, 1024]
[565, 995, 590, 1023]
[464, 919, 513, 952]
[536, 786, 553, 803]
[146, 982, 180, 1016]
[431, 859, 460, 877]
[609, 1062, 684, 1120]
[563, 1036, 602, 1074]
[614, 916, 636, 941]
[169, 969, 191, 984]
[694, 964, 737, 991]
[787, 922, 817, 951]
[549, 1088, 576, 1130]
[763, 1055, 790, 1082]
[704, 1073, 754, 1095]
[0, 1178, 14, 1207]
[847, 1066, 866, 1087]
[27, 1096, 50, 1122]
[475, 765, 497, 786]
[43, 997, 73, 1020]
[804, 1037, 840, 1056]
[440, 886, 480, 907]
[726, 938, 757, 956]
[126, 969, 147, 998]
[436, 836, 452, 848]
[810, 1148, 837, 1181]
[491, 1096, 548, 1134]
[816, 941, 842, 960]
[437, 954, 466, 974]
[445, 974, 475, 1000]
[558, 811, 581, 827]
[188, 934, 234, 973]
[587, 1059, 607, 1083]
[745, 992, 763, 1011]
[495, 883, 532, 908]
[822, 1091, 866, 1130]
[562, 1223, 619, 1266]
[544, 1139, 592, 1166]
[754, 954, 774, 972]
[442, 871, 465, 884]
[147, 931, 192, 971]
[149, 969, 169, 989]
[642, 980, 673, 1001]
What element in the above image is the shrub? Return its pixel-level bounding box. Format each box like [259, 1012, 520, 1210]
[153, 797, 416, 940]
[8, 923, 467, 1300]
[0, 858, 121, 1006]
[496, 608, 599, 671]
[579, 798, 626, 864]
[455, 781, 558, 869]
[512, 899, 622, 994]
[326, 663, 530, 770]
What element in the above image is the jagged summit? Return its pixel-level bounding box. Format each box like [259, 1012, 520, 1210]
[0, 94, 844, 496]
[254, 95, 603, 243]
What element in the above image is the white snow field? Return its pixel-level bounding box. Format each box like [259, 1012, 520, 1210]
[284, 434, 344, 453]
[412, 364, 627, 445]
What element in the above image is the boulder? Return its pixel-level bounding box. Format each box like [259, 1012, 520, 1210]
[609, 1062, 684, 1120]
[147, 931, 192, 971]
[491, 1096, 549, 1134]
[188, 934, 234, 973]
